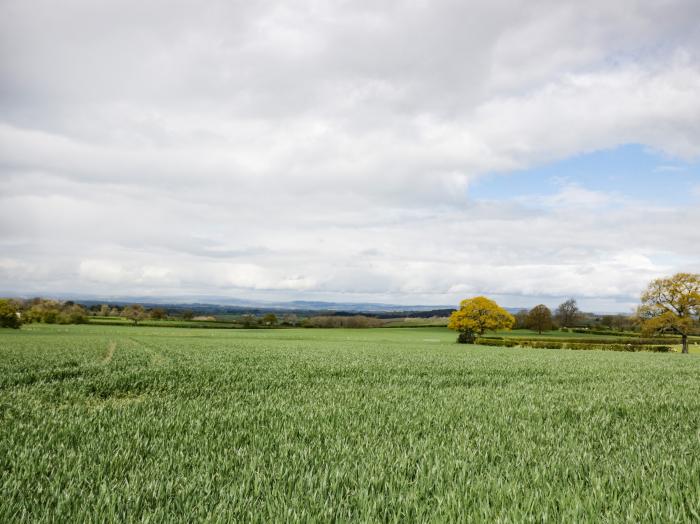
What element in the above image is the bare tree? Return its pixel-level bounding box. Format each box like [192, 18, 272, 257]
[555, 299, 580, 328]
[121, 304, 147, 325]
[282, 313, 299, 326]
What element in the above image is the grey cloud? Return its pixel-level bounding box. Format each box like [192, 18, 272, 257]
[1, 0, 699, 310]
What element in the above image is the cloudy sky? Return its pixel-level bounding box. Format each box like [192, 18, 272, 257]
[1, 0, 699, 311]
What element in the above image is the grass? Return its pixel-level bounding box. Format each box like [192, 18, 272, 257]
[1, 324, 700, 521]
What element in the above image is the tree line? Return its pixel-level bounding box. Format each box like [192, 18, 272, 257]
[0, 298, 89, 327]
[2, 274, 698, 351]
[510, 299, 637, 334]
[0, 299, 379, 329]
[448, 273, 699, 354]
[0, 299, 184, 327]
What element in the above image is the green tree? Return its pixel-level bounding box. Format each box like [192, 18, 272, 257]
[0, 299, 22, 328]
[150, 308, 167, 320]
[448, 296, 515, 343]
[527, 304, 553, 334]
[60, 304, 87, 324]
[637, 273, 699, 354]
[513, 309, 529, 329]
[600, 315, 615, 330]
[612, 314, 633, 332]
[262, 313, 278, 326]
[241, 314, 258, 328]
[43, 309, 59, 324]
[27, 299, 60, 324]
[181, 309, 194, 320]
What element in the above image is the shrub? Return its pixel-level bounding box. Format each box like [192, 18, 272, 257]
[63, 305, 88, 324]
[304, 315, 382, 328]
[241, 314, 258, 328]
[25, 299, 88, 325]
[567, 343, 671, 353]
[520, 340, 563, 349]
[507, 337, 676, 345]
[473, 337, 672, 353]
[458, 331, 476, 344]
[43, 309, 59, 324]
[475, 338, 517, 347]
[0, 299, 22, 329]
[572, 328, 638, 336]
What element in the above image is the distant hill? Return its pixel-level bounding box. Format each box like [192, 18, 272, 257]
[2, 292, 452, 316]
[2, 292, 530, 317]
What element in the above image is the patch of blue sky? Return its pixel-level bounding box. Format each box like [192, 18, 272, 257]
[470, 144, 700, 205]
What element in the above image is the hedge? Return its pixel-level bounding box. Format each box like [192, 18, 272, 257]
[474, 337, 672, 352]
[478, 336, 679, 346]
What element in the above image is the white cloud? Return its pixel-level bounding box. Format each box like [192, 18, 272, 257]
[1, 0, 699, 310]
[516, 183, 615, 209]
[79, 260, 176, 287]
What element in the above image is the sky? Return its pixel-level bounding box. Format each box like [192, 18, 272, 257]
[1, 0, 699, 312]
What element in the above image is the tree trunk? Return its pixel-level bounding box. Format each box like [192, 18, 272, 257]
[682, 334, 688, 354]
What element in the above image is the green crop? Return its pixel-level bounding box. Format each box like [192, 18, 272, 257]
[1, 324, 699, 522]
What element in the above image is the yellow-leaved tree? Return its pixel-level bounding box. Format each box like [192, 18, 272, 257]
[637, 273, 699, 354]
[448, 296, 515, 343]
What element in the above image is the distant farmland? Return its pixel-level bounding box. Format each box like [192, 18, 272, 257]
[1, 324, 699, 521]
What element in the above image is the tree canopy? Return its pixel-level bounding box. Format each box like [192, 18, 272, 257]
[527, 304, 553, 334]
[262, 313, 278, 326]
[121, 304, 148, 325]
[448, 296, 515, 343]
[150, 308, 167, 320]
[637, 272, 699, 354]
[0, 299, 22, 329]
[555, 298, 580, 327]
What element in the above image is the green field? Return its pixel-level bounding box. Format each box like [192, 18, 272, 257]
[2, 324, 700, 521]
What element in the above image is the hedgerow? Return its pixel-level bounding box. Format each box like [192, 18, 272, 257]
[475, 337, 672, 352]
